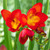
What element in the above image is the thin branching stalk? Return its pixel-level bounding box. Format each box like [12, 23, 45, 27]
[14, 31, 20, 50]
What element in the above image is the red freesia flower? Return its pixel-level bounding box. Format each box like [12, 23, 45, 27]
[1, 9, 27, 32]
[27, 3, 48, 30]
[19, 28, 34, 44]
[0, 45, 7, 50]
[26, 3, 48, 36]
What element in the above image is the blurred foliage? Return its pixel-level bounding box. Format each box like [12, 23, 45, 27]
[0, 0, 50, 13]
[0, 14, 2, 19]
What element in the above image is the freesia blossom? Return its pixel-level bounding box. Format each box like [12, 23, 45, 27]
[27, 3, 48, 30]
[1, 9, 27, 32]
[19, 28, 34, 44]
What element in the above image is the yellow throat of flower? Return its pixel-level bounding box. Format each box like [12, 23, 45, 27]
[11, 18, 20, 29]
[27, 15, 40, 26]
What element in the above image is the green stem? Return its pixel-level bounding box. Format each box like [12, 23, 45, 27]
[32, 0, 36, 6]
[21, 44, 24, 50]
[36, 0, 38, 3]
[16, 28, 24, 50]
[28, 40, 34, 50]
[36, 0, 43, 3]
[43, 0, 49, 25]
[14, 27, 24, 50]
[3, 0, 12, 50]
[48, 28, 50, 49]
[14, 0, 20, 9]
[3, 0, 7, 9]
[14, 31, 20, 50]
[17, 37, 24, 50]
[38, 36, 42, 50]
[17, 38, 21, 50]
[43, 0, 49, 14]
[14, 28, 24, 50]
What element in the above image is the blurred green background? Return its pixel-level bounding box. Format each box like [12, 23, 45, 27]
[0, 0, 50, 50]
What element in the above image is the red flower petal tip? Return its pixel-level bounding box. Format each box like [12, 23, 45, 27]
[32, 2, 43, 12]
[19, 14, 27, 26]
[1, 9, 11, 21]
[8, 28, 18, 32]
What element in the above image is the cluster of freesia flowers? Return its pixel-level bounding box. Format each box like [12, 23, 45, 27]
[1, 3, 48, 44]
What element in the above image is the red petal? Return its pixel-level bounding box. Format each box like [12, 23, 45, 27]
[32, 3, 43, 12]
[36, 12, 48, 23]
[0, 45, 7, 50]
[1, 9, 11, 21]
[27, 8, 36, 18]
[19, 29, 28, 44]
[6, 9, 21, 29]
[11, 9, 21, 19]
[19, 14, 27, 26]
[36, 27, 44, 34]
[8, 28, 19, 32]
[39, 23, 45, 27]
[21, 28, 34, 37]
[24, 28, 34, 37]
[27, 23, 39, 30]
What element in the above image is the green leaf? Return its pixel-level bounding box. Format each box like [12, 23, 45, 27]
[43, 0, 49, 14]
[14, 28, 23, 50]
[28, 40, 34, 50]
[48, 29, 50, 49]
[3, 0, 12, 50]
[36, 0, 43, 3]
[0, 14, 2, 19]
[14, 0, 20, 9]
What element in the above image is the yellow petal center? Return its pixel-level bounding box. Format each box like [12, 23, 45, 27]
[11, 18, 20, 29]
[27, 15, 40, 26]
